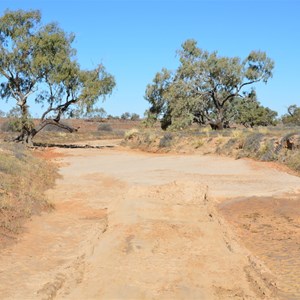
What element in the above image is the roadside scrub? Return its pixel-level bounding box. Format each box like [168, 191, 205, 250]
[123, 127, 300, 173]
[0, 118, 126, 146]
[0, 142, 58, 245]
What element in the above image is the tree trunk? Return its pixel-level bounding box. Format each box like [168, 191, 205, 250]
[15, 130, 35, 147]
[209, 108, 225, 130]
[15, 119, 78, 146]
[14, 98, 35, 146]
[209, 120, 224, 130]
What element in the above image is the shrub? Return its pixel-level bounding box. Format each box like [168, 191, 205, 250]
[98, 123, 113, 132]
[286, 152, 300, 172]
[130, 113, 140, 121]
[194, 138, 205, 149]
[243, 133, 264, 152]
[258, 140, 276, 161]
[215, 134, 225, 145]
[281, 105, 300, 126]
[1, 119, 22, 132]
[112, 130, 125, 138]
[219, 138, 238, 155]
[124, 128, 139, 140]
[121, 112, 131, 120]
[43, 123, 70, 132]
[258, 127, 270, 135]
[231, 129, 244, 139]
[159, 132, 173, 148]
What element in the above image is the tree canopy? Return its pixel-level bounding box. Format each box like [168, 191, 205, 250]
[0, 9, 115, 144]
[145, 39, 275, 130]
[281, 104, 300, 126]
[226, 90, 278, 128]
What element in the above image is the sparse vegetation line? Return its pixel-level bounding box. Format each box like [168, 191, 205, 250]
[124, 127, 300, 173]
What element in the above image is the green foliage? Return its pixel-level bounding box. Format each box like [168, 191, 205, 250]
[130, 113, 140, 121]
[281, 105, 300, 126]
[1, 107, 34, 132]
[0, 9, 115, 144]
[107, 114, 120, 120]
[145, 39, 274, 130]
[144, 68, 171, 121]
[121, 112, 131, 120]
[71, 107, 107, 119]
[228, 91, 278, 127]
[1, 119, 21, 132]
[119, 112, 140, 121]
[142, 110, 157, 127]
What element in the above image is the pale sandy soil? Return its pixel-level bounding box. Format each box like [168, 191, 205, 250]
[0, 146, 300, 299]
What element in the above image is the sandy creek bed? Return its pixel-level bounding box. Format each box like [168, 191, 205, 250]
[0, 147, 299, 299]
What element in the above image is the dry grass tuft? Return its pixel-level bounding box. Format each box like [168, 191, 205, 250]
[124, 128, 140, 140]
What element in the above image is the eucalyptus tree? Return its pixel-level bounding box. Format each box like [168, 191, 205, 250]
[0, 10, 115, 145]
[281, 105, 300, 125]
[145, 39, 274, 130]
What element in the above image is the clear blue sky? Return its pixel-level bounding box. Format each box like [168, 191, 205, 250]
[1, 0, 300, 117]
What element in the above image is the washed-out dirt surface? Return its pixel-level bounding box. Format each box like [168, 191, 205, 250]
[0, 144, 300, 299]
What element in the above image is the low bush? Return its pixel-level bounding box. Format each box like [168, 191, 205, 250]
[258, 140, 277, 161]
[98, 123, 113, 132]
[194, 138, 205, 149]
[1, 119, 21, 132]
[159, 132, 173, 148]
[43, 122, 71, 132]
[243, 133, 264, 153]
[124, 128, 139, 140]
[286, 152, 300, 172]
[231, 129, 244, 139]
[1, 118, 35, 133]
[216, 138, 238, 155]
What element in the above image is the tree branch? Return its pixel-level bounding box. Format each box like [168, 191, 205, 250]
[221, 93, 237, 107]
[32, 119, 79, 139]
[238, 79, 260, 92]
[211, 90, 221, 109]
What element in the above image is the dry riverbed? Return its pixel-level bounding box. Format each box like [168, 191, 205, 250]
[0, 146, 299, 299]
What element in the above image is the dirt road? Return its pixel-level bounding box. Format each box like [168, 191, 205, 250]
[0, 147, 299, 299]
